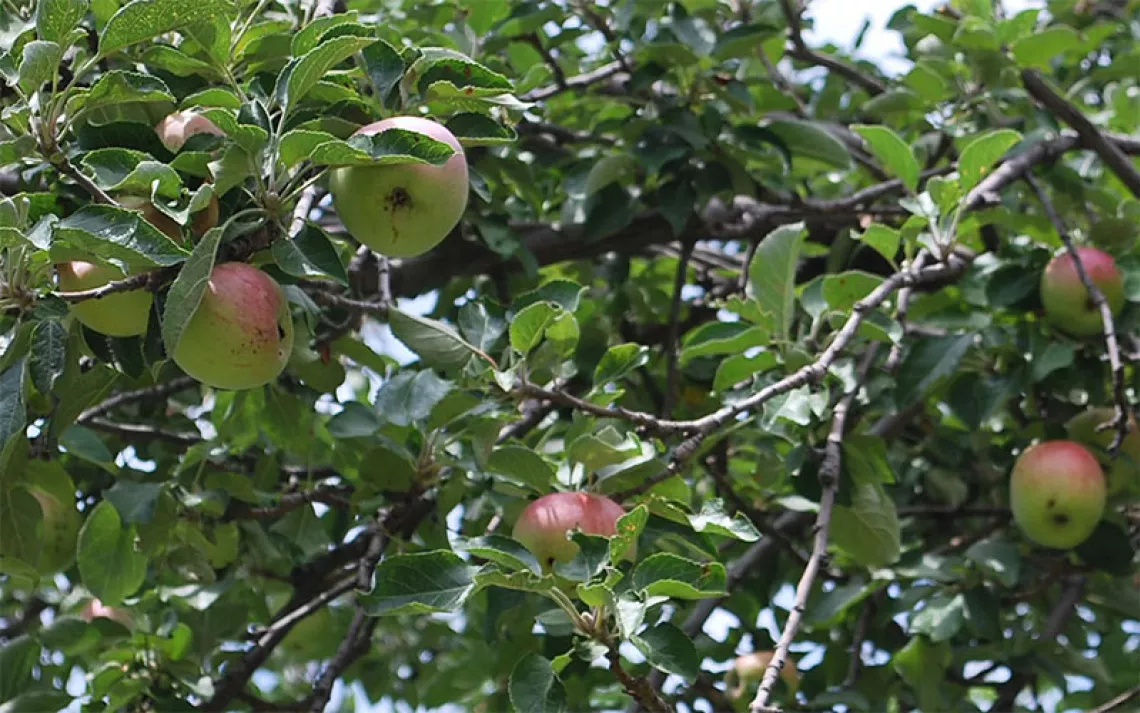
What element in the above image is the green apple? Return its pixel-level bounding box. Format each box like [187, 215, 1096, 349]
[1010, 440, 1106, 549]
[728, 651, 800, 700]
[513, 492, 626, 569]
[57, 261, 152, 337]
[329, 116, 468, 258]
[1065, 408, 1140, 496]
[1040, 246, 1125, 337]
[172, 262, 294, 390]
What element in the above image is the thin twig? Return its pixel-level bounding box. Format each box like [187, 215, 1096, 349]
[606, 648, 672, 713]
[778, 0, 886, 96]
[523, 61, 625, 102]
[1088, 684, 1140, 713]
[524, 32, 567, 90]
[224, 485, 353, 520]
[885, 252, 929, 372]
[1025, 173, 1130, 452]
[85, 418, 201, 445]
[77, 376, 197, 423]
[748, 347, 877, 713]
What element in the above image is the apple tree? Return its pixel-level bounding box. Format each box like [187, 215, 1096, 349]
[0, 0, 1138, 712]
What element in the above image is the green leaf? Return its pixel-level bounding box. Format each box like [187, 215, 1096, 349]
[567, 426, 641, 471]
[270, 223, 348, 286]
[0, 488, 41, 568]
[99, 0, 234, 56]
[747, 222, 807, 342]
[633, 622, 700, 682]
[593, 343, 650, 385]
[680, 322, 768, 363]
[139, 45, 220, 78]
[160, 226, 222, 356]
[18, 40, 62, 94]
[853, 124, 919, 192]
[48, 363, 118, 440]
[508, 653, 568, 713]
[843, 435, 894, 485]
[831, 482, 901, 567]
[1031, 341, 1075, 382]
[458, 535, 541, 574]
[446, 113, 519, 147]
[103, 481, 164, 524]
[389, 309, 485, 371]
[36, 0, 89, 43]
[0, 636, 38, 704]
[1011, 26, 1079, 70]
[823, 271, 884, 312]
[74, 71, 175, 115]
[584, 154, 638, 197]
[81, 149, 183, 200]
[486, 445, 556, 491]
[410, 48, 513, 99]
[362, 551, 478, 615]
[306, 129, 456, 167]
[688, 499, 761, 541]
[0, 691, 73, 713]
[893, 635, 949, 711]
[0, 360, 27, 466]
[374, 370, 453, 427]
[958, 129, 1021, 193]
[290, 12, 361, 55]
[52, 205, 189, 271]
[29, 319, 66, 395]
[269, 505, 331, 558]
[911, 593, 965, 642]
[632, 553, 727, 599]
[856, 223, 901, 263]
[360, 37, 405, 102]
[510, 301, 556, 354]
[712, 351, 779, 392]
[765, 119, 853, 169]
[965, 538, 1021, 587]
[895, 334, 973, 406]
[279, 35, 377, 112]
[278, 129, 338, 168]
[611, 505, 648, 565]
[77, 501, 148, 606]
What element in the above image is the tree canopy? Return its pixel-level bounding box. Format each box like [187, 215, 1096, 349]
[0, 0, 1139, 712]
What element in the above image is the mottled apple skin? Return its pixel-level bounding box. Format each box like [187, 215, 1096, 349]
[329, 116, 469, 258]
[513, 492, 626, 568]
[172, 263, 294, 390]
[155, 111, 224, 153]
[1066, 408, 1140, 495]
[1010, 440, 1106, 549]
[1040, 247, 1125, 337]
[57, 261, 152, 337]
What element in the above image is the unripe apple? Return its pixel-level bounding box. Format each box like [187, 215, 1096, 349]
[1065, 408, 1140, 495]
[1040, 247, 1125, 337]
[728, 651, 800, 699]
[329, 116, 468, 258]
[1009, 440, 1106, 549]
[172, 262, 294, 390]
[155, 110, 224, 153]
[29, 487, 80, 575]
[513, 492, 626, 568]
[57, 261, 152, 337]
[81, 598, 132, 628]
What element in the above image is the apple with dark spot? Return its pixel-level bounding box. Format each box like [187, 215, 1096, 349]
[172, 262, 294, 390]
[1009, 440, 1106, 549]
[1039, 246, 1125, 337]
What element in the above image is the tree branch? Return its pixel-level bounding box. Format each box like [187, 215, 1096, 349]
[749, 346, 877, 713]
[77, 376, 197, 423]
[1089, 684, 1140, 713]
[778, 0, 887, 96]
[662, 240, 694, 418]
[1024, 173, 1130, 452]
[1021, 69, 1140, 198]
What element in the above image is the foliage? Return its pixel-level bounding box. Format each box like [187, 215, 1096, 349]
[0, 0, 1138, 712]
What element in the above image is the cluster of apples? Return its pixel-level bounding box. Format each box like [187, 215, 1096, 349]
[57, 113, 470, 391]
[1010, 409, 1139, 549]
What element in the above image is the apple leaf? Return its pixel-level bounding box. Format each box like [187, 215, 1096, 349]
[509, 654, 568, 713]
[361, 551, 478, 616]
[77, 501, 148, 606]
[632, 553, 727, 599]
[51, 205, 189, 271]
[160, 226, 222, 356]
[36, 0, 88, 44]
[633, 622, 701, 682]
[29, 319, 66, 396]
[99, 0, 235, 56]
[445, 112, 518, 147]
[278, 35, 377, 112]
[853, 124, 920, 192]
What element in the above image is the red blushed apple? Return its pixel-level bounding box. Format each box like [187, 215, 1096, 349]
[1009, 440, 1106, 549]
[57, 261, 152, 337]
[1039, 247, 1125, 337]
[172, 262, 294, 390]
[155, 111, 224, 153]
[329, 116, 468, 258]
[513, 492, 627, 569]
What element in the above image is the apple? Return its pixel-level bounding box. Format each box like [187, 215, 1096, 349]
[155, 110, 224, 153]
[172, 262, 294, 390]
[728, 651, 800, 699]
[81, 598, 132, 628]
[29, 487, 80, 575]
[1040, 247, 1125, 337]
[1009, 440, 1106, 549]
[57, 261, 153, 337]
[513, 492, 626, 568]
[1065, 408, 1140, 495]
[329, 116, 468, 258]
[119, 193, 218, 241]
